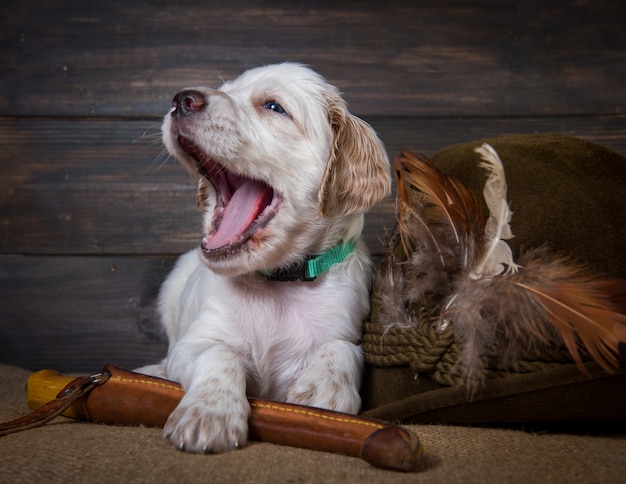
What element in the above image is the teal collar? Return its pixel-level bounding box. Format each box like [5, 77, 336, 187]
[261, 241, 356, 282]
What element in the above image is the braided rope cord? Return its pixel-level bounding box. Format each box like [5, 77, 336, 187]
[362, 319, 573, 387]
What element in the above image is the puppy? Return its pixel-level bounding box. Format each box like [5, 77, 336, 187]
[137, 63, 390, 453]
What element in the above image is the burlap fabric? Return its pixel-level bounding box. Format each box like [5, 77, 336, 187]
[361, 134, 626, 424]
[2, 364, 625, 482]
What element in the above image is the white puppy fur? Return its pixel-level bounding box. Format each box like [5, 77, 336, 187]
[137, 63, 390, 453]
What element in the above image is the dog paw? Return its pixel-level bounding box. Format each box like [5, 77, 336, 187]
[287, 344, 362, 414]
[163, 391, 250, 453]
[287, 370, 361, 414]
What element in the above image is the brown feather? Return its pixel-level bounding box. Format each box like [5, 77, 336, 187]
[394, 150, 485, 268]
[511, 251, 626, 374]
[390, 151, 479, 317]
[439, 248, 626, 390]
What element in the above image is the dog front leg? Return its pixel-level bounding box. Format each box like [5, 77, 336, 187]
[163, 340, 250, 453]
[287, 340, 363, 414]
[134, 362, 168, 379]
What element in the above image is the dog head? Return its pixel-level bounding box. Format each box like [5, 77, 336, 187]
[162, 63, 390, 276]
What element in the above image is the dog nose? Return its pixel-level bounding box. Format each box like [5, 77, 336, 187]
[172, 90, 206, 116]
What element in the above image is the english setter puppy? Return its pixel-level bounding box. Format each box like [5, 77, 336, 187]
[138, 63, 390, 453]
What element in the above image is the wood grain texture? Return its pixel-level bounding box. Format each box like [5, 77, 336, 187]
[1, 0, 624, 117]
[0, 255, 171, 372]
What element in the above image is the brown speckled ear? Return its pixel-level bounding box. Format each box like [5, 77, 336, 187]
[318, 101, 391, 218]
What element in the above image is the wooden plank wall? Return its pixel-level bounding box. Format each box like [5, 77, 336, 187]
[1, 0, 625, 372]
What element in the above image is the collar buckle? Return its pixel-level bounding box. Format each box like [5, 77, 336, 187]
[266, 256, 316, 282]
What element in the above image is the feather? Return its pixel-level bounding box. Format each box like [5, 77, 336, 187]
[442, 248, 626, 391]
[471, 144, 519, 279]
[391, 151, 485, 329]
[374, 244, 417, 330]
[509, 250, 626, 374]
[394, 150, 485, 271]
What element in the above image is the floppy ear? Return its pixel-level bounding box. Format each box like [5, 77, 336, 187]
[318, 104, 391, 217]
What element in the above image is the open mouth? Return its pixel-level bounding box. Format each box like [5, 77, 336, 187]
[177, 136, 280, 256]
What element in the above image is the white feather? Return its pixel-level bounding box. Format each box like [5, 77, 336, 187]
[470, 144, 519, 279]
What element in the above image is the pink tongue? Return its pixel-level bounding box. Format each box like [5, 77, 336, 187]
[202, 180, 273, 250]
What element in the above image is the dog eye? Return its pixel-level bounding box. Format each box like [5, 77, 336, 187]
[263, 101, 287, 115]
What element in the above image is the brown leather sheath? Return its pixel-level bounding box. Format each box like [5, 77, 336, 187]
[3, 364, 422, 472]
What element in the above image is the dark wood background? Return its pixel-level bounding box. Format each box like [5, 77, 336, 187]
[1, 0, 625, 372]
